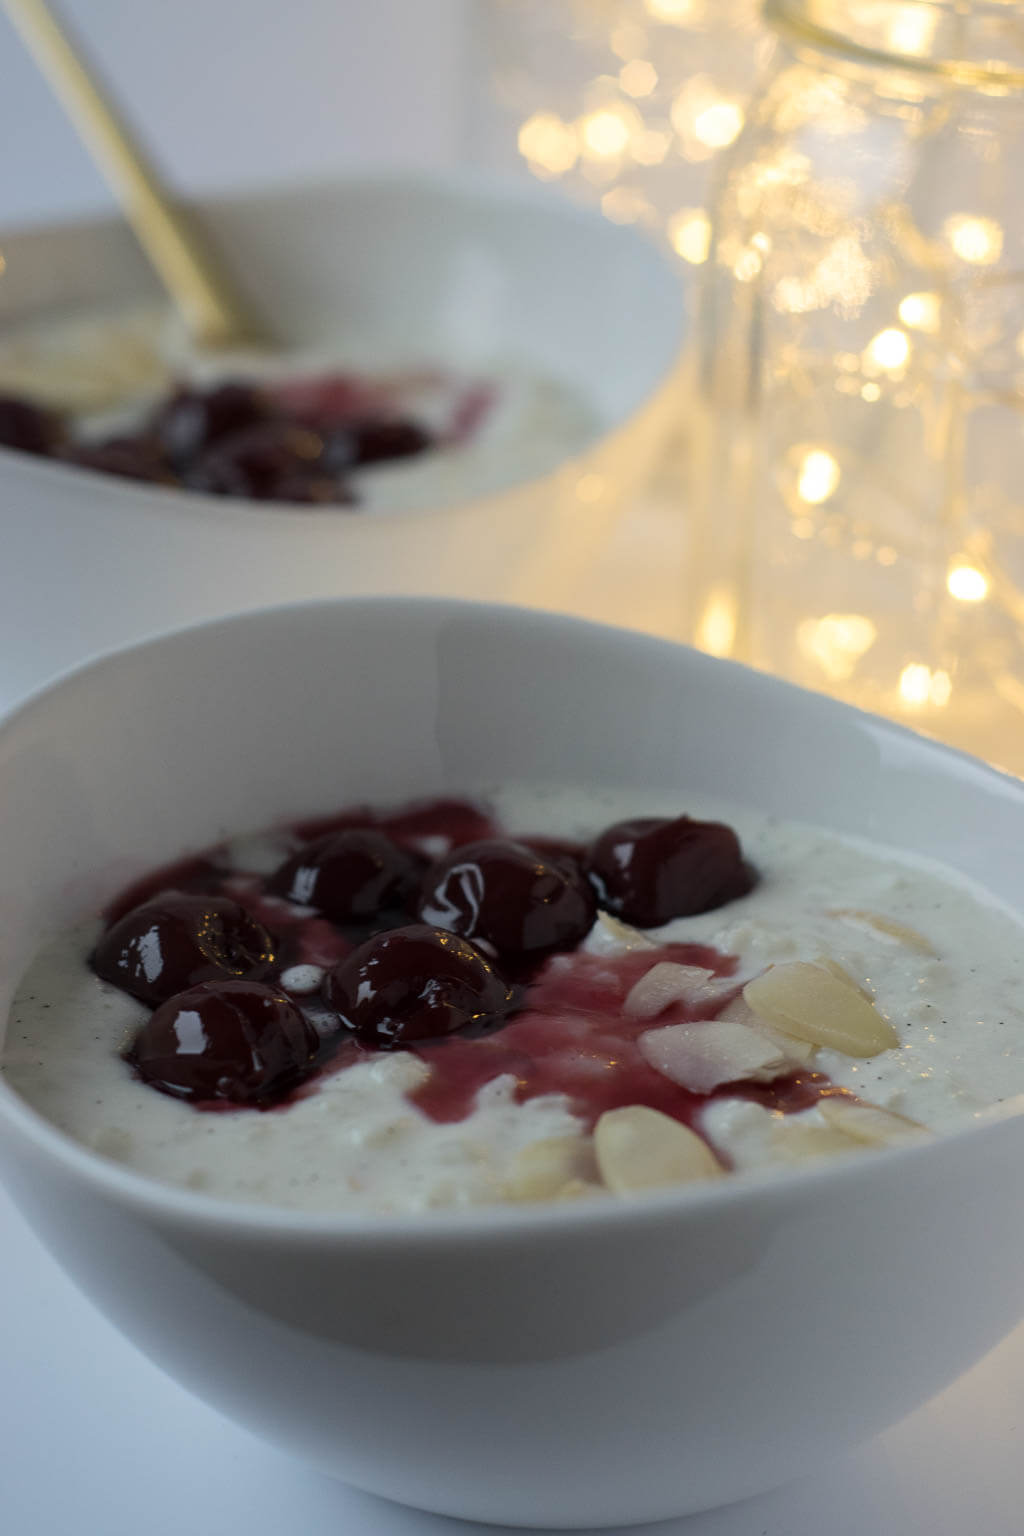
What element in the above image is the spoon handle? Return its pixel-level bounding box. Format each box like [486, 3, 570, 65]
[3, 0, 266, 349]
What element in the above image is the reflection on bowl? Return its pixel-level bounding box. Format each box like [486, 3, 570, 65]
[1, 597, 1024, 1526]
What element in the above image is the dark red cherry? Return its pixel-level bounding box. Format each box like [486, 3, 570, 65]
[586, 815, 754, 928]
[60, 435, 174, 483]
[127, 979, 319, 1105]
[323, 923, 516, 1047]
[92, 892, 275, 1005]
[353, 418, 433, 465]
[0, 394, 64, 456]
[270, 828, 421, 924]
[185, 420, 324, 499]
[418, 839, 597, 969]
[152, 381, 270, 467]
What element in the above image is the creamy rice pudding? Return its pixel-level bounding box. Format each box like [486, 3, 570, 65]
[5, 784, 1023, 1214]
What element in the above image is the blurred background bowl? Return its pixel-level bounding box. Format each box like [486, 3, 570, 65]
[0, 170, 686, 703]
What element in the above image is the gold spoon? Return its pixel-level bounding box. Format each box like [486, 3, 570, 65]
[3, 0, 268, 350]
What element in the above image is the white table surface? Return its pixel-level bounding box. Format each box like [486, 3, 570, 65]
[3, 8, 1024, 1532]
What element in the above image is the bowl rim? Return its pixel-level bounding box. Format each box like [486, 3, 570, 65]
[0, 167, 687, 523]
[1, 592, 1020, 1248]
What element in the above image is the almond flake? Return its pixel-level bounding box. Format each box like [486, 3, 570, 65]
[623, 961, 716, 1020]
[503, 1136, 598, 1202]
[594, 1105, 722, 1193]
[818, 1096, 932, 1146]
[743, 961, 899, 1057]
[817, 956, 875, 1002]
[593, 911, 658, 952]
[639, 1020, 793, 1094]
[701, 1100, 863, 1169]
[715, 994, 817, 1063]
[829, 908, 937, 956]
[765, 1119, 866, 1165]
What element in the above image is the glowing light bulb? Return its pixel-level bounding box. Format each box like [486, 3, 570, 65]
[899, 664, 952, 709]
[947, 564, 988, 602]
[517, 113, 578, 178]
[693, 101, 745, 149]
[797, 448, 841, 505]
[620, 59, 658, 98]
[733, 247, 762, 282]
[865, 328, 911, 371]
[945, 215, 1003, 266]
[697, 587, 737, 657]
[669, 208, 711, 264]
[886, 5, 938, 56]
[580, 106, 635, 159]
[899, 292, 941, 333]
[645, 0, 696, 22]
[797, 614, 878, 681]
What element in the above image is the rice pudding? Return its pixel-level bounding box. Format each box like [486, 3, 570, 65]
[0, 301, 598, 509]
[5, 783, 1024, 1215]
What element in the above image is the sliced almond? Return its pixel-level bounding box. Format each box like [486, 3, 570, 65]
[623, 961, 715, 1019]
[594, 1105, 722, 1193]
[818, 956, 875, 1002]
[743, 961, 899, 1058]
[763, 1118, 866, 1166]
[639, 1020, 793, 1094]
[701, 1099, 862, 1169]
[503, 1136, 598, 1203]
[716, 994, 817, 1063]
[623, 959, 741, 1019]
[818, 1096, 932, 1146]
[828, 908, 937, 956]
[592, 911, 658, 953]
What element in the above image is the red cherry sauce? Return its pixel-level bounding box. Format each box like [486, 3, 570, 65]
[406, 945, 831, 1134]
[101, 796, 837, 1136]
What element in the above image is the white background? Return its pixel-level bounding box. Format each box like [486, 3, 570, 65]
[1, 5, 1023, 1534]
[0, 0, 481, 226]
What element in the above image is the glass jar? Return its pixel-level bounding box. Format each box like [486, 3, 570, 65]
[693, 0, 1024, 760]
[478, 0, 770, 258]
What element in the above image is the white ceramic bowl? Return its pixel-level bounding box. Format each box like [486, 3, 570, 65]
[0, 173, 685, 705]
[2, 598, 1023, 1529]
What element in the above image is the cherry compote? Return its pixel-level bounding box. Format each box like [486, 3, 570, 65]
[270, 828, 421, 927]
[0, 373, 440, 505]
[127, 979, 320, 1105]
[152, 382, 269, 467]
[418, 839, 596, 973]
[91, 797, 771, 1125]
[323, 923, 516, 1047]
[92, 893, 275, 1005]
[586, 814, 755, 927]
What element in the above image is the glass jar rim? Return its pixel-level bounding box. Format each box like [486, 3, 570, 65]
[766, 0, 1024, 89]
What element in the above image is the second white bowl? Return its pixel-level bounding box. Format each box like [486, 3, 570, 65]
[0, 173, 686, 705]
